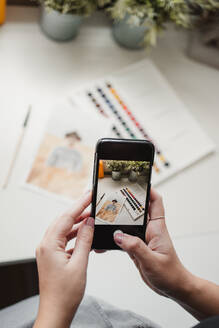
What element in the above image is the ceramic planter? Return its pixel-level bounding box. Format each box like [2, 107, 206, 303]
[112, 171, 121, 181]
[128, 170, 138, 182]
[40, 6, 82, 42]
[112, 14, 147, 49]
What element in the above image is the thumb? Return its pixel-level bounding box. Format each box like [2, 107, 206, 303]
[114, 230, 152, 262]
[72, 217, 94, 269]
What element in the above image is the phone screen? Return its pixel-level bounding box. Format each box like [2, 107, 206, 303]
[91, 138, 154, 249]
[95, 159, 150, 226]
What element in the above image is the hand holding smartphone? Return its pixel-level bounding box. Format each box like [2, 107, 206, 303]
[91, 138, 154, 250]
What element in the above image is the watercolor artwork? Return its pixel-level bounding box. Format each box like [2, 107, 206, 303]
[25, 100, 111, 201]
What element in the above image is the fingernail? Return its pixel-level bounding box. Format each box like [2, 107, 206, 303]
[114, 230, 123, 244]
[86, 217, 94, 228]
[85, 189, 91, 194]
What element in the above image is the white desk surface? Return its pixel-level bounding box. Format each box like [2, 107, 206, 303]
[1, 7, 219, 328]
[0, 6, 219, 264]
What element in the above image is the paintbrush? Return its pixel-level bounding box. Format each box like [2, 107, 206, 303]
[2, 105, 32, 189]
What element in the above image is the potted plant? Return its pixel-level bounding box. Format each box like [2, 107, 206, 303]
[104, 0, 219, 49]
[124, 161, 138, 182]
[187, 7, 219, 69]
[138, 161, 150, 176]
[105, 160, 124, 180]
[39, 0, 96, 41]
[124, 161, 148, 181]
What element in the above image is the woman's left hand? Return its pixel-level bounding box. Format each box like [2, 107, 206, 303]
[34, 192, 94, 328]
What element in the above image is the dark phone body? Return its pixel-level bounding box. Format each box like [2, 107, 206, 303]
[91, 138, 154, 250]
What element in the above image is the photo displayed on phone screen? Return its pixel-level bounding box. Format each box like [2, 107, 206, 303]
[95, 159, 150, 225]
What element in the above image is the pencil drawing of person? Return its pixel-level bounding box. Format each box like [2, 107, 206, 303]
[47, 131, 82, 172]
[105, 199, 118, 213]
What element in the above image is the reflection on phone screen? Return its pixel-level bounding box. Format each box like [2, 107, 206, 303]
[95, 160, 150, 226]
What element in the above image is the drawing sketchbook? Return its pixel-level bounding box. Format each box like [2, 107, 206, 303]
[71, 59, 215, 186]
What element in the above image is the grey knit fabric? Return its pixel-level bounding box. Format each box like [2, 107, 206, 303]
[0, 296, 38, 328]
[0, 295, 161, 328]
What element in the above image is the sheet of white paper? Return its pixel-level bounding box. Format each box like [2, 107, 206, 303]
[72, 59, 215, 186]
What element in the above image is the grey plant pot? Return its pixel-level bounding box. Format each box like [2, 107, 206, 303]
[128, 170, 138, 182]
[112, 171, 121, 181]
[40, 6, 82, 42]
[112, 14, 148, 49]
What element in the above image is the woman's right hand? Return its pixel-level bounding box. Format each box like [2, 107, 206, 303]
[114, 188, 193, 299]
[114, 188, 219, 321]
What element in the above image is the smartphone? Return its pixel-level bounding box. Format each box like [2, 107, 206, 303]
[91, 138, 154, 250]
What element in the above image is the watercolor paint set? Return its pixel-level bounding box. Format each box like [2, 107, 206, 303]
[120, 186, 145, 221]
[71, 59, 215, 186]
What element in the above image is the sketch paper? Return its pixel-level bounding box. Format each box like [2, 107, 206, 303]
[96, 191, 125, 224]
[24, 100, 111, 201]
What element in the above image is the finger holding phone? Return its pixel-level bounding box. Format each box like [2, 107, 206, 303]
[91, 138, 187, 298]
